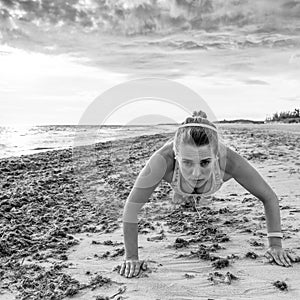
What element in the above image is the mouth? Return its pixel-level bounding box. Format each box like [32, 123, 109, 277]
[190, 179, 205, 183]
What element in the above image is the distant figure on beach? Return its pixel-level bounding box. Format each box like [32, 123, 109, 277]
[120, 110, 296, 278]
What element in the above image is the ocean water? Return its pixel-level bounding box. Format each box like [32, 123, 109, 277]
[1, 123, 299, 159]
[0, 124, 178, 159]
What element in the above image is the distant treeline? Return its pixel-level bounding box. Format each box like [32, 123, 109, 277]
[215, 119, 264, 124]
[266, 108, 300, 123]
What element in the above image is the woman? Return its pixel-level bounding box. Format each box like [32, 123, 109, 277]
[120, 111, 295, 278]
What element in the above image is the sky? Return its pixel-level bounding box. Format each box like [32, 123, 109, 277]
[0, 0, 300, 125]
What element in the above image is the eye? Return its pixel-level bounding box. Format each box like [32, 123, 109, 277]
[183, 161, 193, 167]
[200, 160, 211, 167]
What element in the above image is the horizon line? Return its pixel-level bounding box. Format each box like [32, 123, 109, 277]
[0, 118, 271, 127]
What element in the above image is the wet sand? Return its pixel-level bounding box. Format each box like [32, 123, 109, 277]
[1, 126, 300, 300]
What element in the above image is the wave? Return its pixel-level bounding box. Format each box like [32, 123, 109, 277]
[31, 147, 54, 151]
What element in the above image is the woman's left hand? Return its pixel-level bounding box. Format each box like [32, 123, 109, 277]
[264, 246, 295, 267]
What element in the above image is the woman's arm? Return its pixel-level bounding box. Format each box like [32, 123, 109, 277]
[122, 185, 162, 259]
[123, 221, 139, 259]
[120, 151, 168, 276]
[225, 147, 282, 246]
[225, 147, 294, 267]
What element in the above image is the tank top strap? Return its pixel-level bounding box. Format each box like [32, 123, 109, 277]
[171, 158, 178, 183]
[214, 157, 224, 184]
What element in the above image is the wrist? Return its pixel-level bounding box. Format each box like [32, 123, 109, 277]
[125, 255, 139, 260]
[268, 237, 282, 248]
[125, 251, 139, 260]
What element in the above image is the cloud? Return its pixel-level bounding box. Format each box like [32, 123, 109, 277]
[241, 79, 269, 85]
[280, 96, 300, 101]
[1, 0, 300, 36]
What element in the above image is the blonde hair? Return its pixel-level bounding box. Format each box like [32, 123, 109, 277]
[173, 110, 219, 155]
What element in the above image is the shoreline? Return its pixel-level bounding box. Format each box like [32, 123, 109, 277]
[1, 123, 300, 160]
[1, 128, 300, 299]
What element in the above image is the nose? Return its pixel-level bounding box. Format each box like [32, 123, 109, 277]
[191, 165, 203, 178]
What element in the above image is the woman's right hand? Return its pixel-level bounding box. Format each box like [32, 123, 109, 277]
[119, 259, 148, 278]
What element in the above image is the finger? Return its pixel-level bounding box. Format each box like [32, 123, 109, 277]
[134, 263, 142, 277]
[119, 262, 126, 275]
[128, 263, 136, 278]
[141, 261, 148, 270]
[287, 252, 296, 262]
[264, 252, 273, 262]
[265, 249, 273, 258]
[125, 262, 131, 277]
[279, 252, 290, 267]
[133, 261, 145, 277]
[283, 252, 292, 266]
[293, 255, 300, 262]
[273, 254, 284, 266]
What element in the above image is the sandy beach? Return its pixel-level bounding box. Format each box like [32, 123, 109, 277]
[1, 125, 300, 300]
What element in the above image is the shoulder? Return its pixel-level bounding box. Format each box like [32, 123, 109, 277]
[217, 143, 237, 182]
[155, 139, 175, 168]
[133, 139, 175, 189]
[154, 139, 175, 181]
[222, 146, 249, 179]
[157, 139, 174, 159]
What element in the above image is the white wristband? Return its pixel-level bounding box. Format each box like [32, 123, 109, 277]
[267, 232, 283, 238]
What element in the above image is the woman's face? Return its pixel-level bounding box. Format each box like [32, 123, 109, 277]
[176, 144, 216, 187]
